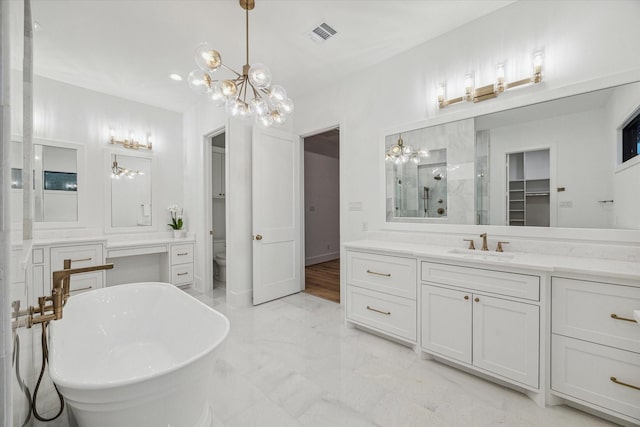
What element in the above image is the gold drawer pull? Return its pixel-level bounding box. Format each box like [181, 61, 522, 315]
[611, 313, 636, 323]
[70, 257, 92, 263]
[177, 272, 189, 276]
[366, 306, 391, 316]
[610, 376, 640, 391]
[70, 286, 92, 293]
[366, 270, 391, 277]
[177, 252, 189, 256]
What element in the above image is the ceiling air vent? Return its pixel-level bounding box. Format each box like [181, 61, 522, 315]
[308, 22, 338, 44]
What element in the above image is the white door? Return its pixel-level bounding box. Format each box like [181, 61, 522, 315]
[472, 294, 539, 388]
[421, 284, 472, 364]
[252, 127, 301, 305]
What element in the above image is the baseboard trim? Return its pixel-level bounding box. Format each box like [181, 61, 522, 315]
[227, 288, 253, 308]
[305, 252, 340, 266]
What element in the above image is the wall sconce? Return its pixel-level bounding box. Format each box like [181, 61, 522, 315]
[108, 128, 153, 150]
[438, 50, 544, 109]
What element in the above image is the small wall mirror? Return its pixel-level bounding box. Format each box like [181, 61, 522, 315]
[11, 138, 80, 224]
[108, 152, 152, 229]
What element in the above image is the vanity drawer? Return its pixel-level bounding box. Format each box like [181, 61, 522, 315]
[552, 334, 640, 421]
[51, 244, 104, 292]
[171, 244, 194, 265]
[421, 262, 539, 301]
[171, 264, 193, 286]
[346, 285, 416, 342]
[347, 251, 417, 299]
[552, 277, 640, 353]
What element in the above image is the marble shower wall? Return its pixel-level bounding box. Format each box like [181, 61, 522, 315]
[386, 118, 476, 224]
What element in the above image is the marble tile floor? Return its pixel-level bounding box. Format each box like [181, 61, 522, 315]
[34, 285, 616, 427]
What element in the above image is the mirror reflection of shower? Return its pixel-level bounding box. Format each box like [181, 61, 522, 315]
[417, 149, 447, 218]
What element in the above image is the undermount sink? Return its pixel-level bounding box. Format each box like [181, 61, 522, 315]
[447, 248, 515, 261]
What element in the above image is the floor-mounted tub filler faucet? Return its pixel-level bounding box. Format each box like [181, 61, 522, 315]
[23, 259, 114, 327]
[480, 233, 489, 251]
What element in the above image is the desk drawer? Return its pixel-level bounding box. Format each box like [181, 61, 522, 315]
[346, 285, 416, 342]
[51, 244, 104, 292]
[347, 251, 416, 299]
[552, 334, 640, 421]
[421, 262, 539, 301]
[171, 264, 193, 285]
[171, 244, 194, 265]
[552, 277, 640, 353]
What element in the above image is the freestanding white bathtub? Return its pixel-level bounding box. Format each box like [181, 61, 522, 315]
[48, 282, 230, 427]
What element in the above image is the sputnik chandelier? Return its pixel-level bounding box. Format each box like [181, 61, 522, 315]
[187, 0, 294, 127]
[385, 134, 428, 164]
[111, 156, 143, 179]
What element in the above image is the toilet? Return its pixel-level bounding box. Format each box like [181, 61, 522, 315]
[213, 240, 226, 283]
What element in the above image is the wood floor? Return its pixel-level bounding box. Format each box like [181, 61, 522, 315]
[304, 258, 340, 303]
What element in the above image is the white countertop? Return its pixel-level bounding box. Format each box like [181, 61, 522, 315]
[106, 236, 195, 249]
[344, 240, 640, 282]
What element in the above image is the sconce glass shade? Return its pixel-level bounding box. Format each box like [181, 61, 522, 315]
[195, 42, 222, 72]
[496, 63, 505, 81]
[248, 63, 272, 89]
[533, 51, 544, 70]
[269, 85, 287, 103]
[187, 70, 212, 95]
[221, 80, 238, 97]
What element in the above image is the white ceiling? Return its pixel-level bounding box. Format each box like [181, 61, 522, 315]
[10, 0, 514, 113]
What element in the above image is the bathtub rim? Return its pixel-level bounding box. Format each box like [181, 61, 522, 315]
[47, 281, 230, 391]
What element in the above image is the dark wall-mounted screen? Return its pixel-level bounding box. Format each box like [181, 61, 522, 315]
[44, 171, 77, 191]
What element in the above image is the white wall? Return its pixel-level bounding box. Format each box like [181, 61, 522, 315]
[487, 108, 612, 228]
[10, 73, 183, 236]
[183, 1, 640, 302]
[304, 150, 339, 265]
[292, 0, 640, 245]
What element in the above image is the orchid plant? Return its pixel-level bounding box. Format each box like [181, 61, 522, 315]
[167, 205, 184, 230]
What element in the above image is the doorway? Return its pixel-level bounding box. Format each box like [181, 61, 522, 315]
[303, 128, 340, 303]
[210, 131, 226, 291]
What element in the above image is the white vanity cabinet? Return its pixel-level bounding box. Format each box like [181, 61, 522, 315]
[551, 276, 640, 423]
[166, 243, 195, 287]
[421, 262, 540, 389]
[345, 250, 417, 343]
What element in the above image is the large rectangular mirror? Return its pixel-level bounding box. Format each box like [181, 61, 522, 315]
[107, 152, 152, 229]
[11, 138, 80, 224]
[386, 81, 640, 229]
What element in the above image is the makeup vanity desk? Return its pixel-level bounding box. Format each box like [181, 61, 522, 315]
[29, 235, 195, 305]
[344, 239, 640, 426]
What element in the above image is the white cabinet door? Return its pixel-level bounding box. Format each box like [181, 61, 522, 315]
[421, 284, 472, 364]
[473, 294, 539, 388]
[212, 151, 225, 198]
[252, 127, 301, 305]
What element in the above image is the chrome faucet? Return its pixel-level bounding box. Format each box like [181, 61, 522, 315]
[479, 233, 489, 251]
[28, 259, 114, 327]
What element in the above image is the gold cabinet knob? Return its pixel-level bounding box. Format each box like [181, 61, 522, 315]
[255, 234, 263, 241]
[464, 295, 469, 300]
[474, 297, 480, 302]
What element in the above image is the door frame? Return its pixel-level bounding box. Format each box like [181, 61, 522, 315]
[203, 126, 226, 293]
[300, 124, 341, 301]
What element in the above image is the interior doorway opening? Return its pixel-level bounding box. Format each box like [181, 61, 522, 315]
[303, 127, 340, 303]
[211, 132, 226, 291]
